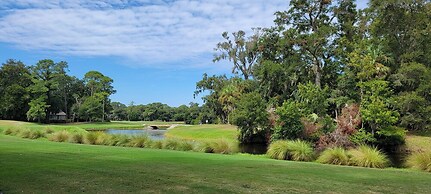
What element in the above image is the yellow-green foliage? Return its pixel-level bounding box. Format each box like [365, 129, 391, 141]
[194, 141, 215, 153]
[267, 140, 314, 161]
[267, 140, 291, 160]
[162, 138, 194, 151]
[407, 152, 431, 172]
[84, 132, 99, 145]
[48, 130, 70, 142]
[317, 147, 350, 165]
[212, 139, 237, 154]
[149, 141, 163, 149]
[68, 133, 85, 144]
[288, 140, 314, 161]
[349, 145, 389, 168]
[129, 135, 150, 148]
[108, 135, 131, 146]
[3, 127, 21, 136]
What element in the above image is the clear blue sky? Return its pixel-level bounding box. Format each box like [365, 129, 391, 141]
[0, 0, 368, 107]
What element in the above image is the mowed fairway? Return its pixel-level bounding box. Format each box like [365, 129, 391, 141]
[165, 124, 238, 141]
[1, 135, 431, 193]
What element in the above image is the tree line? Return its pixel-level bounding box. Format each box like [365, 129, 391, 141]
[0, 59, 116, 123]
[196, 0, 431, 150]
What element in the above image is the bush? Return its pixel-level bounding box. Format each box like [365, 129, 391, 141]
[407, 152, 431, 172]
[69, 133, 85, 144]
[317, 147, 350, 165]
[272, 101, 303, 140]
[48, 130, 70, 142]
[267, 140, 291, 160]
[349, 145, 389, 168]
[287, 140, 314, 161]
[129, 135, 151, 148]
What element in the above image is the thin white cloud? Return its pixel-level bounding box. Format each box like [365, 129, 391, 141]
[0, 0, 287, 68]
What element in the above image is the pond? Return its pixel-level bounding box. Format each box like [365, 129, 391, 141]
[104, 129, 166, 140]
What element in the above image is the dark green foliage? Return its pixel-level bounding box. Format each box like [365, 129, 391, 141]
[231, 92, 269, 143]
[272, 100, 303, 140]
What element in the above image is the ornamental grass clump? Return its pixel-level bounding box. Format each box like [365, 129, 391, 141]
[3, 127, 21, 136]
[108, 134, 131, 146]
[149, 140, 163, 149]
[212, 139, 237, 154]
[69, 133, 85, 144]
[84, 132, 99, 145]
[407, 152, 431, 172]
[129, 135, 151, 148]
[163, 138, 181, 150]
[48, 130, 70, 142]
[349, 145, 389, 168]
[194, 141, 215, 153]
[267, 140, 291, 160]
[317, 147, 350, 165]
[287, 140, 314, 161]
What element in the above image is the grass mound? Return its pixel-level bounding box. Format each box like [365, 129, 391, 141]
[407, 152, 431, 172]
[317, 147, 350, 165]
[349, 145, 389, 168]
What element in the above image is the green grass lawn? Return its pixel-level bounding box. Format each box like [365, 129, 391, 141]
[165, 124, 238, 142]
[1, 134, 431, 193]
[0, 120, 182, 132]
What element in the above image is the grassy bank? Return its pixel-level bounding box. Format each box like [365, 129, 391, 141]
[165, 124, 238, 142]
[1, 134, 431, 193]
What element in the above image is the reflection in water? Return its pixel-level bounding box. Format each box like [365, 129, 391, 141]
[104, 129, 166, 140]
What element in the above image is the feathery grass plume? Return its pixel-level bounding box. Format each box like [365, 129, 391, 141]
[69, 133, 85, 144]
[129, 135, 150, 148]
[212, 139, 237, 154]
[48, 130, 70, 142]
[317, 147, 350, 165]
[194, 141, 215, 153]
[407, 152, 431, 172]
[267, 140, 290, 160]
[349, 145, 389, 168]
[287, 140, 314, 161]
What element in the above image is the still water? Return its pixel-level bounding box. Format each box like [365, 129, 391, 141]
[104, 129, 166, 140]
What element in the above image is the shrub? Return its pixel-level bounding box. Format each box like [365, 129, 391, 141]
[69, 133, 85, 144]
[48, 130, 70, 142]
[211, 139, 237, 154]
[267, 140, 290, 160]
[29, 130, 45, 139]
[95, 132, 111, 145]
[407, 152, 431, 172]
[129, 135, 150, 148]
[287, 140, 314, 161]
[349, 145, 389, 168]
[272, 101, 303, 140]
[317, 147, 350, 165]
[177, 140, 194, 151]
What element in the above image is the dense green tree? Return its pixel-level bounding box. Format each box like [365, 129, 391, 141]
[83, 71, 115, 122]
[26, 96, 49, 123]
[29, 59, 68, 123]
[272, 100, 303, 140]
[0, 59, 32, 120]
[231, 92, 270, 143]
[213, 30, 261, 80]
